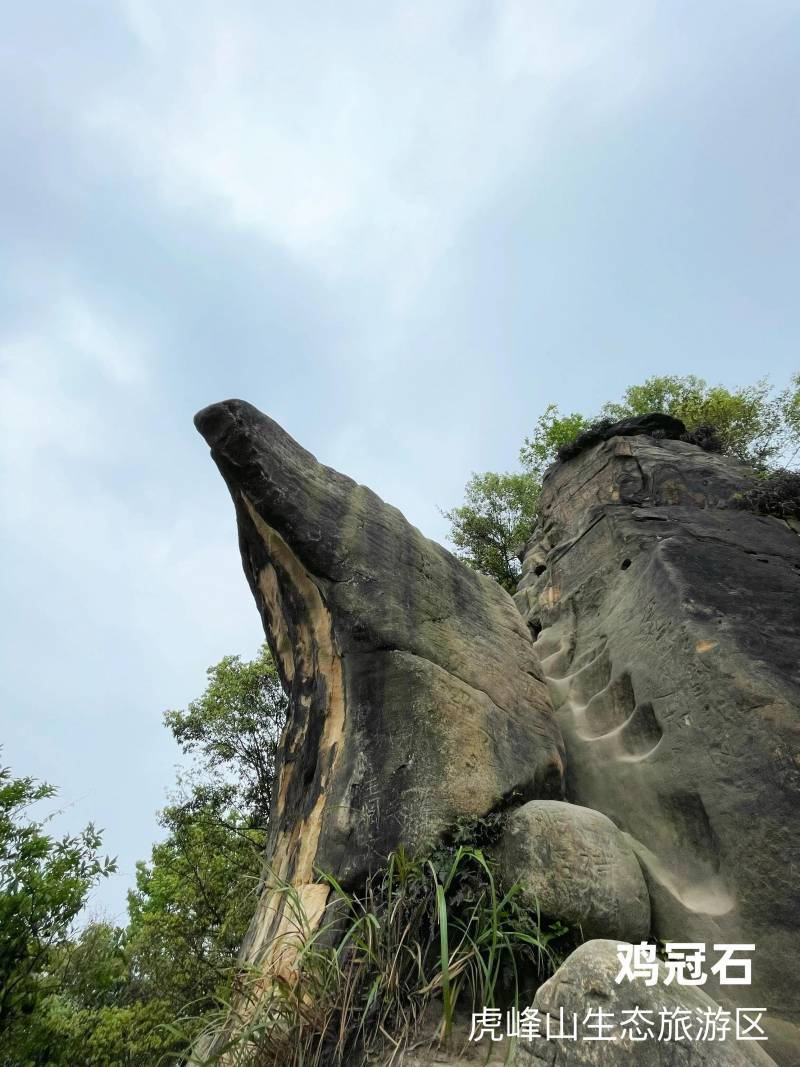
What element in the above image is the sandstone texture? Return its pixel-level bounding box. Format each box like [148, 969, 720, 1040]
[495, 800, 650, 942]
[195, 399, 565, 975]
[515, 431, 800, 1063]
[196, 403, 799, 1067]
[516, 939, 777, 1066]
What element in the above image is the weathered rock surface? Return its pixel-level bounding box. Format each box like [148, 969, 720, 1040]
[515, 434, 800, 1064]
[195, 400, 565, 976]
[554, 412, 687, 462]
[495, 800, 650, 942]
[516, 939, 777, 1066]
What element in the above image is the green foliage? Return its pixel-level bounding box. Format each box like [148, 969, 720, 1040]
[778, 371, 800, 463]
[126, 796, 263, 1018]
[0, 762, 116, 1043]
[0, 770, 181, 1065]
[443, 471, 540, 591]
[446, 373, 800, 587]
[164, 645, 287, 830]
[1, 645, 287, 1066]
[518, 404, 590, 477]
[124, 643, 287, 1030]
[192, 845, 570, 1067]
[601, 373, 800, 468]
[52, 921, 129, 1009]
[21, 996, 179, 1067]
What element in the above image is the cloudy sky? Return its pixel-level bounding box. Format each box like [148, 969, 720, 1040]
[1, 1, 798, 918]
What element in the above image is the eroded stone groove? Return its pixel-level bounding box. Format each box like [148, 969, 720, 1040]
[515, 433, 800, 1064]
[194, 399, 566, 981]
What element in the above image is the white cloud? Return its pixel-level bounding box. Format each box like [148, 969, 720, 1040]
[62, 299, 148, 386]
[3, 0, 797, 921]
[90, 1, 656, 307]
[0, 296, 149, 520]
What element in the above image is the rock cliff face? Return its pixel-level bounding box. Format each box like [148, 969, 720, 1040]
[194, 400, 565, 977]
[515, 432, 800, 1064]
[196, 401, 798, 1066]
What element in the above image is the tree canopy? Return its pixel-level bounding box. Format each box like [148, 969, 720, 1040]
[446, 373, 800, 587]
[0, 644, 287, 1066]
[164, 647, 287, 831]
[0, 762, 116, 1059]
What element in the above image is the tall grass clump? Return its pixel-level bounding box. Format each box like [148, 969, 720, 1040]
[190, 841, 570, 1067]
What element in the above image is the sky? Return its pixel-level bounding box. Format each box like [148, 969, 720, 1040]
[1, 1, 799, 920]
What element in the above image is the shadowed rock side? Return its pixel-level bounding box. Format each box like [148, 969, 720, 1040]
[195, 399, 565, 981]
[515, 434, 800, 1065]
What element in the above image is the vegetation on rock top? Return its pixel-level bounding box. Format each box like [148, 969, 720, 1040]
[445, 373, 800, 588]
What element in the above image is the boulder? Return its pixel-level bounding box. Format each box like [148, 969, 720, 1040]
[496, 800, 650, 942]
[515, 939, 777, 1066]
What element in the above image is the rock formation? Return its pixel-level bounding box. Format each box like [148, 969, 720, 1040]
[196, 401, 798, 1066]
[515, 427, 800, 1064]
[194, 399, 565, 978]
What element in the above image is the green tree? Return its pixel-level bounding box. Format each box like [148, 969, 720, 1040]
[447, 373, 800, 587]
[51, 921, 128, 1009]
[600, 373, 800, 467]
[782, 372, 800, 449]
[2, 646, 288, 1066]
[6, 922, 182, 1067]
[0, 762, 116, 1043]
[518, 404, 591, 478]
[124, 644, 287, 1033]
[125, 796, 263, 1019]
[0, 768, 117, 1058]
[443, 471, 540, 592]
[164, 644, 288, 830]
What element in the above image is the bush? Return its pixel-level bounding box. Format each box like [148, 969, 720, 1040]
[734, 469, 800, 522]
[192, 844, 571, 1067]
[446, 374, 800, 588]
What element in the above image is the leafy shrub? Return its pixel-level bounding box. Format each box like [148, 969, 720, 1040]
[734, 469, 800, 522]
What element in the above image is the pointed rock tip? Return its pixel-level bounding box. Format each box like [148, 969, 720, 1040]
[193, 399, 260, 445]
